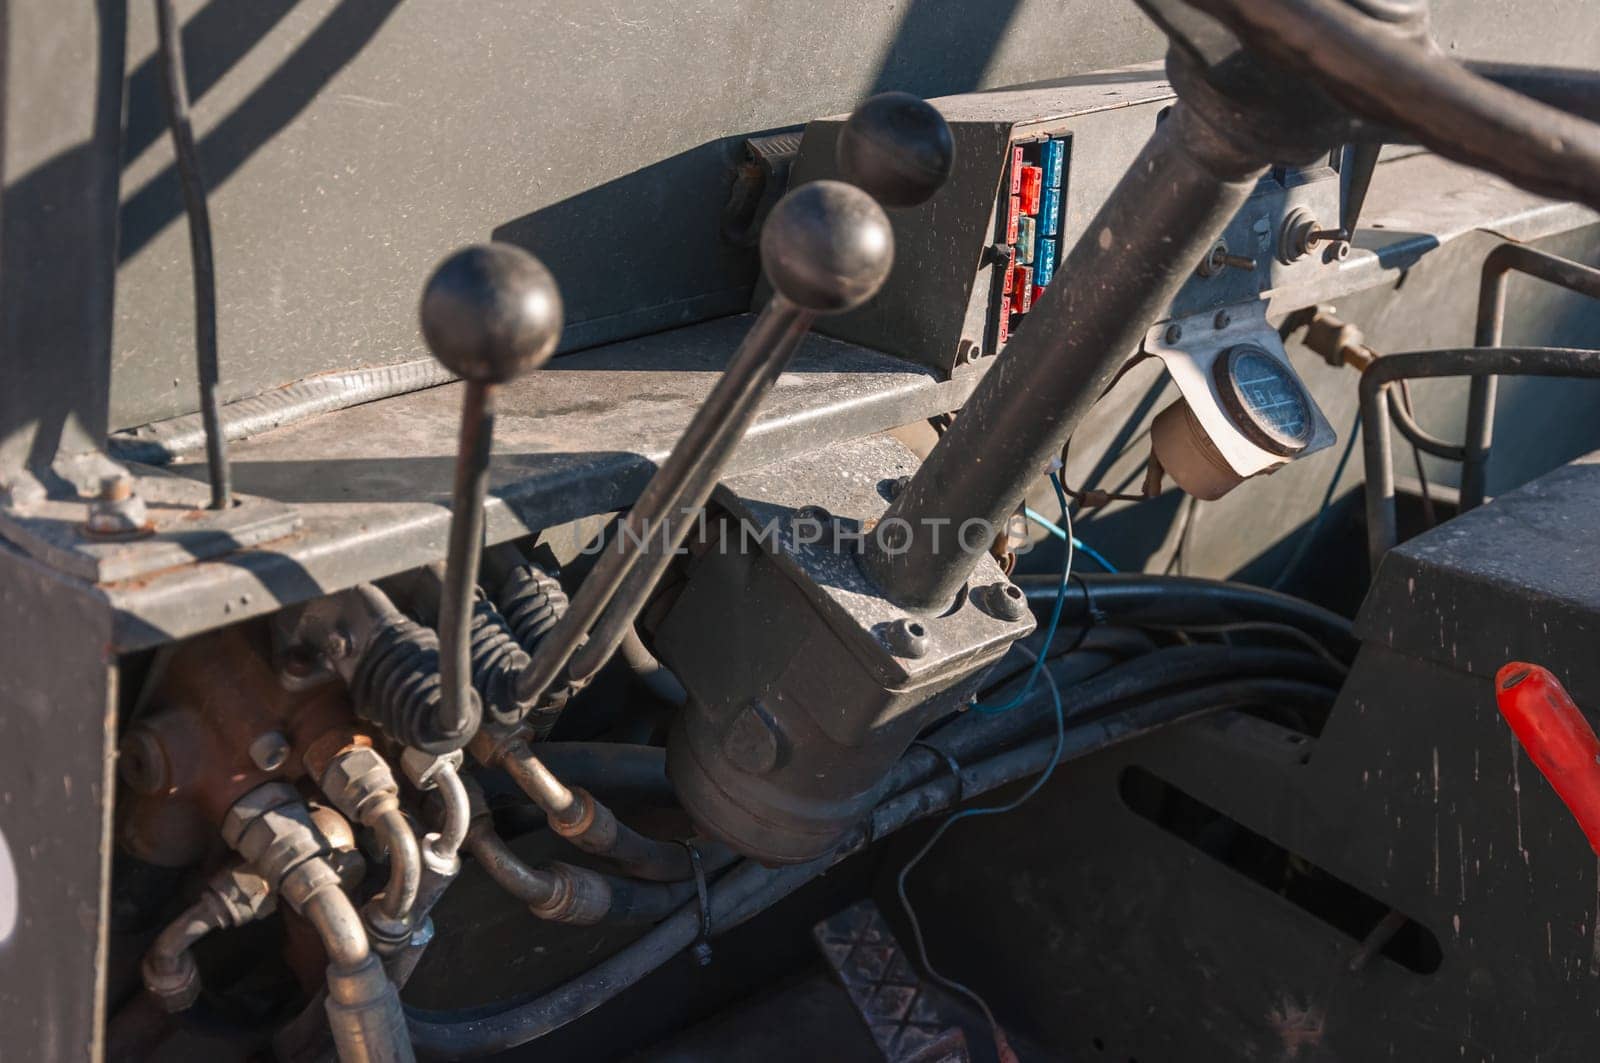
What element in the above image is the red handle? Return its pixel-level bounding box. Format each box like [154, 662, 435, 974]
[1495, 662, 1600, 855]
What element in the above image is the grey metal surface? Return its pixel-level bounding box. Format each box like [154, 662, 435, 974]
[0, 549, 118, 1063]
[892, 454, 1600, 1059]
[110, 0, 1167, 430]
[1358, 449, 1600, 684]
[88, 149, 1599, 651]
[105, 317, 975, 650]
[0, 0, 125, 480]
[0, 470, 300, 582]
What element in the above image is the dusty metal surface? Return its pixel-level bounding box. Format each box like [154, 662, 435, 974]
[0, 549, 118, 1063]
[1359, 450, 1600, 683]
[105, 318, 974, 650]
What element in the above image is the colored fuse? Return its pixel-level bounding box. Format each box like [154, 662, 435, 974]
[997, 308, 1010, 345]
[1034, 237, 1056, 287]
[1043, 139, 1065, 189]
[1006, 195, 1020, 245]
[1033, 284, 1047, 306]
[1012, 266, 1033, 313]
[1040, 187, 1061, 236]
[1019, 165, 1043, 215]
[1001, 259, 1015, 295]
[1009, 145, 1024, 194]
[1016, 216, 1036, 265]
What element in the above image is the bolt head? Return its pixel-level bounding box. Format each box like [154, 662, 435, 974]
[420, 243, 563, 383]
[118, 726, 170, 794]
[248, 731, 292, 773]
[1164, 323, 1184, 345]
[836, 91, 955, 208]
[722, 702, 783, 775]
[885, 617, 931, 659]
[761, 180, 893, 314]
[984, 581, 1030, 622]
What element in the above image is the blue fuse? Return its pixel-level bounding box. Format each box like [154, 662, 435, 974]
[1040, 186, 1061, 236]
[1043, 139, 1065, 189]
[1035, 237, 1057, 287]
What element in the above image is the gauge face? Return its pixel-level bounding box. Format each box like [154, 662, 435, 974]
[1212, 344, 1312, 456]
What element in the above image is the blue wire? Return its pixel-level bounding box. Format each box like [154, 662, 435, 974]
[1024, 505, 1118, 573]
[973, 472, 1074, 714]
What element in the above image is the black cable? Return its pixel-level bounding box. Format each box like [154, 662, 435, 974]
[153, 0, 230, 510]
[405, 673, 1335, 1058]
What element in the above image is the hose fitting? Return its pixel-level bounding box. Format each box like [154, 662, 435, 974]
[308, 739, 421, 955]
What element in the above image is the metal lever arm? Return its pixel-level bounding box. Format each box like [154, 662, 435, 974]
[420, 245, 564, 746]
[514, 93, 951, 708]
[1184, 0, 1600, 212]
[514, 181, 894, 706]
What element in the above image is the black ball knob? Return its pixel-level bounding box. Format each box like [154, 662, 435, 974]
[760, 180, 893, 314]
[420, 243, 563, 384]
[836, 92, 955, 208]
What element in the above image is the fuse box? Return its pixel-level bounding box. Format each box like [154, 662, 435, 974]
[778, 63, 1343, 376]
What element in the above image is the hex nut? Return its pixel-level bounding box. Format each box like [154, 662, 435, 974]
[317, 745, 399, 824]
[141, 953, 200, 1013]
[401, 747, 465, 791]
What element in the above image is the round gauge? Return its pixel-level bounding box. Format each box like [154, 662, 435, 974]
[1211, 344, 1313, 456]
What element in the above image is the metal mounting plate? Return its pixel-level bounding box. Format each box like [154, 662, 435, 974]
[1144, 299, 1337, 478]
[0, 467, 301, 583]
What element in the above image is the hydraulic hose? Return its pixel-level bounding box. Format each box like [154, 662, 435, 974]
[406, 671, 1334, 1058]
[1013, 573, 1358, 661]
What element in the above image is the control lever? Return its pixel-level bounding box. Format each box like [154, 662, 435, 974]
[516, 93, 951, 712]
[419, 245, 564, 747]
[1495, 663, 1600, 854]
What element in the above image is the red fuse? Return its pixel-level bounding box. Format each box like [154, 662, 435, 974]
[1033, 284, 1046, 306]
[1019, 165, 1043, 215]
[1001, 260, 1015, 295]
[1012, 266, 1033, 313]
[1006, 195, 1020, 245]
[1010, 146, 1024, 194]
[997, 310, 1010, 345]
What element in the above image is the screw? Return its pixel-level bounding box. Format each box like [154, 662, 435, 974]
[984, 582, 1030, 622]
[321, 628, 353, 662]
[249, 731, 292, 773]
[885, 617, 930, 659]
[1164, 323, 1183, 345]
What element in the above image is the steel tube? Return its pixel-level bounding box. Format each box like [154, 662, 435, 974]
[1361, 347, 1600, 570]
[516, 297, 811, 704]
[860, 103, 1265, 610]
[1462, 245, 1600, 511]
[153, 0, 230, 509]
[436, 380, 495, 744]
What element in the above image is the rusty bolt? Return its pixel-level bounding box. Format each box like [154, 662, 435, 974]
[85, 475, 151, 539]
